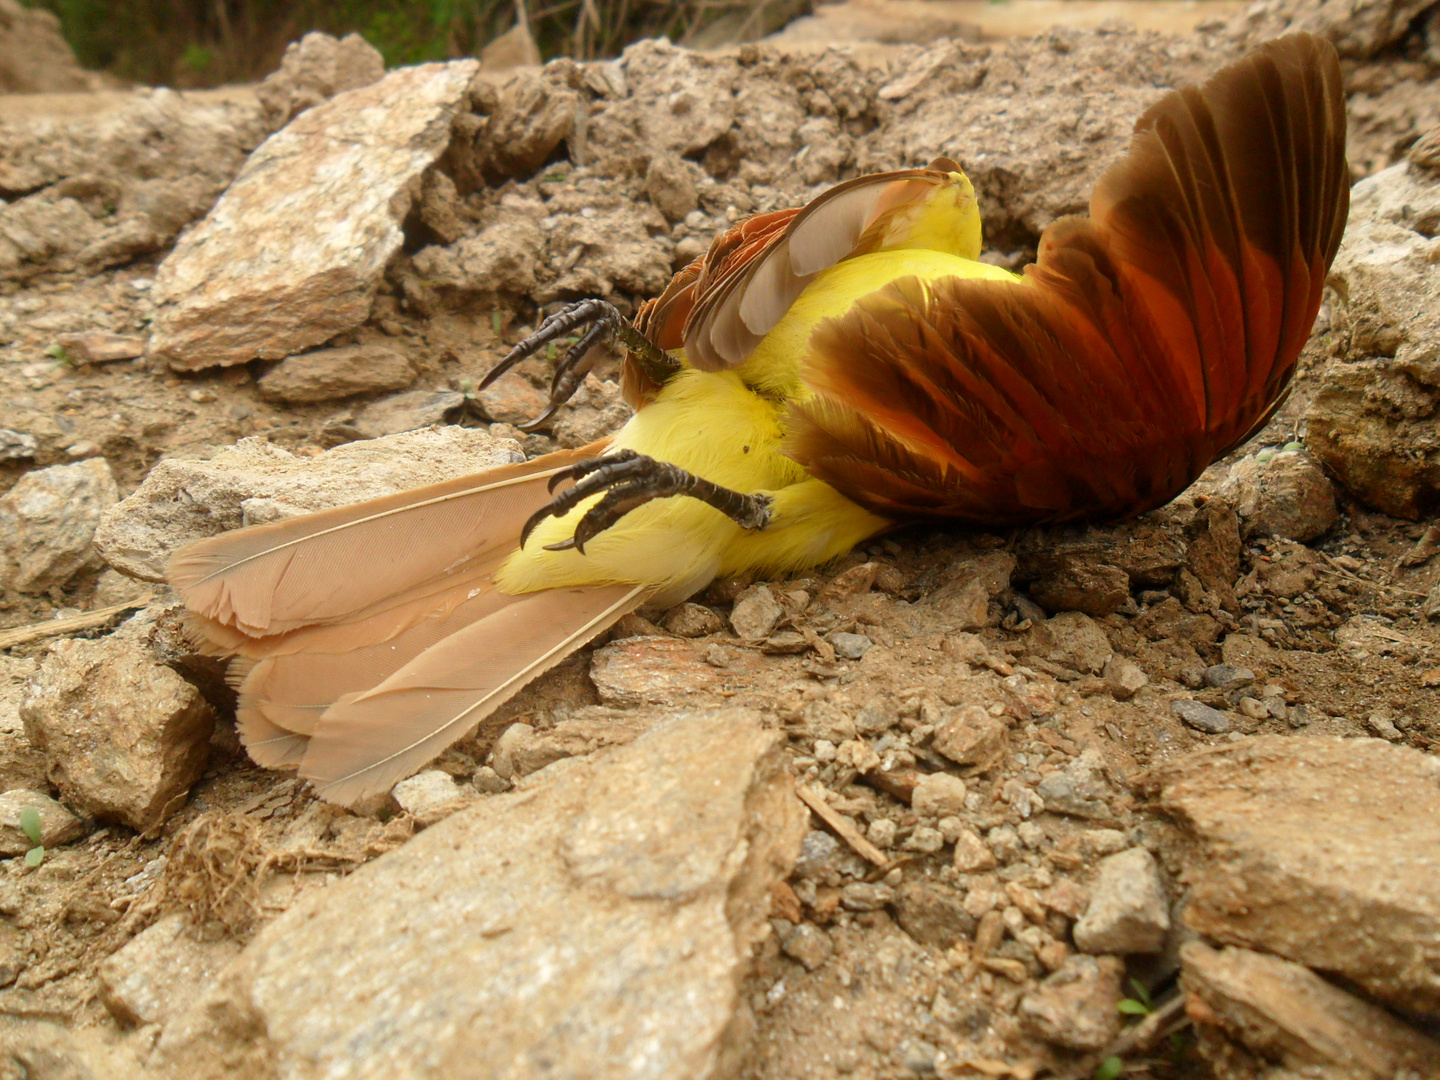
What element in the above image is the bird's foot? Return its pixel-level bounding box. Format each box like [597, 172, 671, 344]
[480, 299, 679, 431]
[521, 449, 773, 553]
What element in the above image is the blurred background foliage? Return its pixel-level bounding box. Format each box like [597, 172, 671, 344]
[22, 0, 806, 87]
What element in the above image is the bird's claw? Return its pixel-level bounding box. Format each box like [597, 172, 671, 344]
[520, 450, 772, 554]
[481, 300, 678, 431]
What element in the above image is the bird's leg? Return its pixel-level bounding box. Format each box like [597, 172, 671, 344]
[481, 299, 680, 431]
[521, 449, 773, 554]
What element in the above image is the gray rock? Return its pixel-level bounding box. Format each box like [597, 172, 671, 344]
[354, 389, 467, 439]
[0, 458, 119, 593]
[773, 919, 833, 971]
[1203, 664, 1255, 691]
[793, 829, 840, 879]
[1220, 449, 1338, 542]
[255, 31, 385, 129]
[20, 613, 216, 830]
[827, 632, 872, 660]
[391, 770, 469, 820]
[149, 61, 479, 370]
[1035, 749, 1111, 819]
[1018, 954, 1124, 1051]
[1172, 699, 1230, 734]
[98, 913, 242, 1027]
[154, 709, 805, 1080]
[1102, 655, 1148, 701]
[730, 584, 783, 639]
[1073, 847, 1170, 955]
[256, 344, 415, 404]
[0, 429, 37, 461]
[1181, 942, 1440, 1079]
[94, 427, 520, 581]
[1146, 737, 1440, 1015]
[0, 788, 83, 855]
[840, 882, 895, 911]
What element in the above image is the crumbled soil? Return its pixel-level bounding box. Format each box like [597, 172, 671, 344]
[1, 9, 1438, 1079]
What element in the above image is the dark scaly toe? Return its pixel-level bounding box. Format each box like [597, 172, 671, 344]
[481, 299, 680, 427]
[519, 451, 774, 554]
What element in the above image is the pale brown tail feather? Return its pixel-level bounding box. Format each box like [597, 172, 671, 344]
[169, 443, 608, 639]
[234, 569, 519, 737]
[298, 583, 647, 806]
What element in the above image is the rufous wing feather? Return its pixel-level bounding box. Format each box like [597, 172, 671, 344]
[788, 32, 1348, 525]
[297, 583, 646, 806]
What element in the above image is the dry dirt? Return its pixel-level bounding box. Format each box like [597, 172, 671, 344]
[0, 4, 1438, 1079]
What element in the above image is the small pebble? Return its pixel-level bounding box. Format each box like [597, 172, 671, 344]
[1203, 664, 1255, 691]
[867, 818, 898, 848]
[828, 632, 873, 660]
[1238, 697, 1269, 720]
[1172, 699, 1230, 734]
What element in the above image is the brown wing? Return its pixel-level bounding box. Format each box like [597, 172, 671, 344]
[787, 33, 1348, 525]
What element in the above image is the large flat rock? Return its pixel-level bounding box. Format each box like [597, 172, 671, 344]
[148, 60, 478, 371]
[1143, 736, 1440, 1014]
[1180, 942, 1440, 1079]
[153, 709, 806, 1080]
[94, 427, 522, 581]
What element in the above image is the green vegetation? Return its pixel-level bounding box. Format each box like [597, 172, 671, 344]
[18, 807, 45, 868]
[22, 0, 788, 88]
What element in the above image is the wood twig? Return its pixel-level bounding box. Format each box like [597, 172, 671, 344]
[795, 783, 889, 868]
[0, 596, 152, 651]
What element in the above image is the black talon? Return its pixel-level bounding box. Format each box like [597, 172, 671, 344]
[482, 299, 680, 427]
[518, 451, 773, 553]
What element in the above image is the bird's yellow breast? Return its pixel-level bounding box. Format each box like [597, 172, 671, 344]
[496, 248, 1016, 604]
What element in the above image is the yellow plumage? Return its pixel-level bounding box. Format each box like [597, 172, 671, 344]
[499, 172, 1014, 604]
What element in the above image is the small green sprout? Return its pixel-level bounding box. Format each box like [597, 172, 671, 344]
[491, 310, 503, 335]
[1094, 1056, 1124, 1080]
[1282, 440, 1305, 452]
[44, 343, 68, 362]
[541, 171, 568, 183]
[1256, 447, 1276, 464]
[18, 807, 44, 867]
[1118, 977, 1154, 1017]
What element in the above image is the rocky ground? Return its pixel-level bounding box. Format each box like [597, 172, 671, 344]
[0, 2, 1439, 1078]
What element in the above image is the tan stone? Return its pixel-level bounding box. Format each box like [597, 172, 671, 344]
[1181, 942, 1440, 1079]
[99, 914, 241, 1027]
[590, 637, 769, 707]
[154, 710, 805, 1080]
[21, 614, 215, 830]
[1145, 736, 1440, 1013]
[149, 61, 479, 370]
[256, 344, 415, 404]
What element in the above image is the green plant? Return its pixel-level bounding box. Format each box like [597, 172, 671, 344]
[18, 807, 45, 868]
[1117, 977, 1154, 1017]
[1094, 1056, 1124, 1080]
